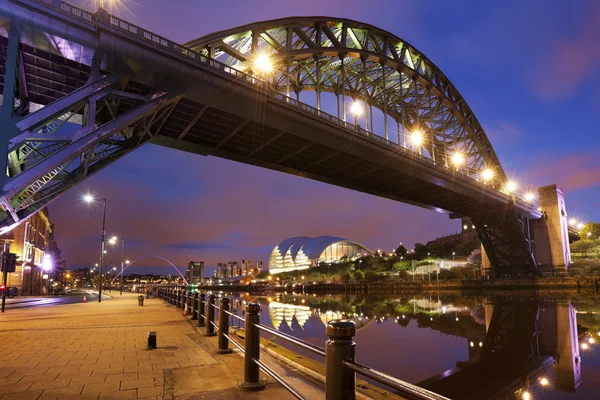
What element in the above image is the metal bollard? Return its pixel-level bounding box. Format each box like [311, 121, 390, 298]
[217, 297, 232, 354]
[205, 294, 217, 336]
[198, 294, 206, 327]
[240, 303, 265, 390]
[191, 291, 198, 320]
[325, 320, 356, 400]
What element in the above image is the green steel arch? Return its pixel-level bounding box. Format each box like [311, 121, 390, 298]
[186, 17, 506, 184]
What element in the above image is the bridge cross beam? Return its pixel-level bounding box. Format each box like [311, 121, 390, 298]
[0, 68, 185, 232]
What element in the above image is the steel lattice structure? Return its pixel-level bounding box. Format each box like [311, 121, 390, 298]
[186, 17, 506, 185]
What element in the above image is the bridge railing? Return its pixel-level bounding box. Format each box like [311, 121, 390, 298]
[26, 0, 537, 213]
[157, 287, 448, 400]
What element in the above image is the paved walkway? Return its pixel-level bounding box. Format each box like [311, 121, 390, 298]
[0, 293, 313, 399]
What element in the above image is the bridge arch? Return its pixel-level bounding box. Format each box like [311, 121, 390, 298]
[186, 17, 506, 183]
[111, 255, 188, 284]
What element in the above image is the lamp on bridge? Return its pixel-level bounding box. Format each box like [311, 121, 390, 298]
[524, 192, 536, 202]
[350, 101, 363, 129]
[253, 52, 274, 75]
[480, 168, 494, 184]
[410, 130, 424, 155]
[505, 180, 518, 194]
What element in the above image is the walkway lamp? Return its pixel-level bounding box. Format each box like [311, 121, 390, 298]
[109, 236, 126, 296]
[452, 252, 455, 261]
[83, 194, 107, 303]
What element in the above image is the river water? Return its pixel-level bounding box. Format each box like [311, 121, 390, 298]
[226, 292, 600, 400]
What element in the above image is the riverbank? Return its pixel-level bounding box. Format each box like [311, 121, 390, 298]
[199, 275, 600, 295]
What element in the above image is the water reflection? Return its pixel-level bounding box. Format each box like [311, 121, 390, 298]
[230, 293, 600, 399]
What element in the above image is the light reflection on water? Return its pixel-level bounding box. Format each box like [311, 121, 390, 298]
[226, 293, 600, 400]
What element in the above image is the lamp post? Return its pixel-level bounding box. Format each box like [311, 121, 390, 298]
[109, 236, 125, 296]
[452, 252, 455, 261]
[84, 195, 107, 303]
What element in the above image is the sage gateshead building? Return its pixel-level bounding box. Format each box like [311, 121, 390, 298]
[268, 236, 372, 275]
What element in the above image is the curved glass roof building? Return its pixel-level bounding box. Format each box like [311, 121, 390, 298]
[269, 236, 372, 274]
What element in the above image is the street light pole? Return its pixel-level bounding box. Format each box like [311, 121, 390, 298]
[120, 238, 124, 296]
[98, 198, 106, 303]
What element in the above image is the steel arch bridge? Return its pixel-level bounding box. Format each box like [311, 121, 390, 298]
[0, 0, 548, 275]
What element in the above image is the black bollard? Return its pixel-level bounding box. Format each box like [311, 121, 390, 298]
[217, 297, 232, 354]
[325, 320, 357, 400]
[240, 303, 265, 390]
[198, 294, 206, 327]
[205, 294, 217, 336]
[191, 291, 198, 320]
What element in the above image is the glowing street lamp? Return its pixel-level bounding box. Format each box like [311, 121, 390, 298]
[451, 152, 465, 168]
[524, 192, 535, 202]
[577, 223, 584, 230]
[253, 52, 274, 75]
[505, 180, 517, 193]
[569, 218, 577, 226]
[350, 101, 363, 129]
[481, 168, 494, 182]
[83, 194, 107, 303]
[410, 130, 424, 147]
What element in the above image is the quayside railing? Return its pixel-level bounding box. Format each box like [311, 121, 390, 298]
[158, 286, 449, 400]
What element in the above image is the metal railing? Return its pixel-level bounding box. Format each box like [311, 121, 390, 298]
[25, 0, 538, 214]
[158, 287, 448, 400]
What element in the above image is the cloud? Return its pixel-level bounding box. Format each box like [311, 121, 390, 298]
[164, 241, 233, 250]
[527, 3, 600, 101]
[525, 150, 600, 192]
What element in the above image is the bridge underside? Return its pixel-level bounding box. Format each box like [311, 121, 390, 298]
[0, 2, 541, 274]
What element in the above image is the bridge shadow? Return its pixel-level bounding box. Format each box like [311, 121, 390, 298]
[418, 298, 581, 400]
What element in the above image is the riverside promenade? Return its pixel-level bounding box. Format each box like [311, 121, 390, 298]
[0, 292, 313, 399]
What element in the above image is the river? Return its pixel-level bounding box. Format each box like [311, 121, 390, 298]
[225, 292, 599, 400]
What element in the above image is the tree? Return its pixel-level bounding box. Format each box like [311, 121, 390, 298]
[580, 222, 600, 241]
[571, 240, 597, 257]
[395, 245, 408, 256]
[354, 270, 365, 282]
[413, 243, 429, 260]
[467, 249, 482, 266]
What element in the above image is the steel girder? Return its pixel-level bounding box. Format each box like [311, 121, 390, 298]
[480, 299, 541, 366]
[186, 17, 506, 185]
[0, 34, 183, 232]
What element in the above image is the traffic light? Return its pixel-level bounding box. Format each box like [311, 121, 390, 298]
[0, 284, 5, 291]
[1, 253, 17, 273]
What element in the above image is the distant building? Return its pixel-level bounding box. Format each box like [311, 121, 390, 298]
[269, 236, 372, 275]
[186, 261, 204, 283]
[214, 260, 263, 279]
[0, 208, 60, 295]
[242, 260, 263, 277]
[425, 218, 478, 250]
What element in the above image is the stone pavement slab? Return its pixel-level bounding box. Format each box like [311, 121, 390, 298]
[0, 292, 316, 399]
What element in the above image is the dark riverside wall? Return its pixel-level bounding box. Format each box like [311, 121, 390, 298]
[198, 277, 600, 295]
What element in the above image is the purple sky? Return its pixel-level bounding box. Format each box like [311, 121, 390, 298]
[51, 0, 600, 275]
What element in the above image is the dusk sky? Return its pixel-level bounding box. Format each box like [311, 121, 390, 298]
[50, 0, 600, 275]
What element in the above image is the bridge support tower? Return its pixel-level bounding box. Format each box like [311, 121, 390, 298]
[532, 184, 571, 272]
